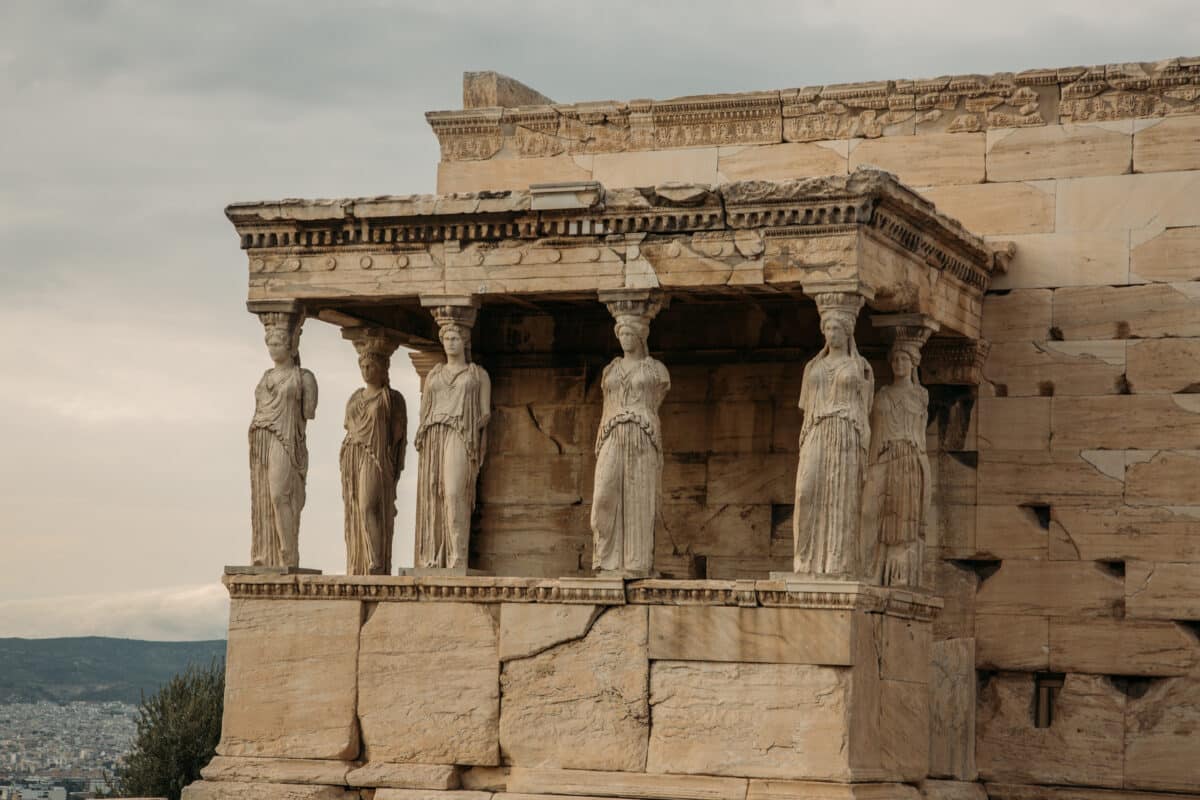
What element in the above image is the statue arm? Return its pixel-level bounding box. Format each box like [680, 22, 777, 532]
[477, 367, 492, 429]
[301, 369, 319, 420]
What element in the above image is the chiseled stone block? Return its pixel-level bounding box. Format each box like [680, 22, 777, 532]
[345, 763, 462, 790]
[592, 148, 718, 188]
[499, 604, 600, 661]
[982, 341, 1126, 398]
[880, 616, 930, 685]
[976, 673, 1124, 788]
[507, 767, 748, 800]
[1125, 675, 1200, 793]
[974, 614, 1048, 671]
[374, 791, 492, 800]
[647, 660, 852, 780]
[986, 231, 1129, 290]
[1126, 338, 1200, 394]
[975, 561, 1123, 618]
[437, 154, 593, 194]
[649, 606, 855, 666]
[218, 600, 361, 760]
[985, 123, 1131, 182]
[985, 783, 1200, 800]
[1134, 114, 1200, 173]
[919, 781, 986, 800]
[1051, 281, 1200, 340]
[1125, 560, 1200, 620]
[928, 639, 976, 780]
[1048, 505, 1200, 563]
[1047, 617, 1196, 676]
[181, 782, 358, 800]
[1124, 450, 1200, 506]
[500, 605, 649, 771]
[358, 602, 500, 765]
[880, 679, 929, 782]
[919, 181, 1055, 236]
[1051, 395, 1200, 450]
[748, 781, 920, 800]
[200, 757, 353, 786]
[981, 289, 1052, 343]
[1131, 225, 1200, 283]
[718, 142, 848, 183]
[849, 133, 985, 186]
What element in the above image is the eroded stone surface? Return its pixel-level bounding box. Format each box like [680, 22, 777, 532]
[499, 604, 600, 661]
[500, 605, 649, 771]
[182, 782, 357, 800]
[345, 763, 461, 790]
[358, 602, 499, 765]
[201, 757, 353, 786]
[647, 660, 850, 780]
[218, 600, 360, 760]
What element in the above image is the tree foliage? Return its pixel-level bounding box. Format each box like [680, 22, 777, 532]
[111, 659, 224, 800]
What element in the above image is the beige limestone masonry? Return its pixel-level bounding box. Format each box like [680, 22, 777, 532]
[218, 599, 360, 760]
[500, 605, 650, 772]
[358, 602, 500, 765]
[206, 54, 1200, 800]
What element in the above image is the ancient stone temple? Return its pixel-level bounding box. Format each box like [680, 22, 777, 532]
[188, 58, 1200, 800]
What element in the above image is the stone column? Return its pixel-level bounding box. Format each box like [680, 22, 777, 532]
[339, 328, 408, 576]
[243, 300, 319, 573]
[862, 313, 939, 589]
[409, 295, 490, 573]
[591, 290, 670, 578]
[788, 289, 874, 580]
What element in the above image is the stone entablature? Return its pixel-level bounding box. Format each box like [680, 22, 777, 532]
[426, 57, 1200, 160]
[221, 573, 944, 620]
[225, 171, 1000, 338]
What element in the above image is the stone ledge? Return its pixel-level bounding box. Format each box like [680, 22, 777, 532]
[221, 574, 941, 620]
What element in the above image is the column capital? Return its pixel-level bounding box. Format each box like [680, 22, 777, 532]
[870, 313, 941, 348]
[801, 280, 876, 303]
[409, 349, 445, 387]
[598, 289, 668, 321]
[342, 326, 405, 361]
[920, 337, 992, 385]
[247, 299, 305, 316]
[421, 294, 480, 330]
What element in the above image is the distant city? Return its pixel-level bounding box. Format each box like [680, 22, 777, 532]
[0, 701, 136, 799]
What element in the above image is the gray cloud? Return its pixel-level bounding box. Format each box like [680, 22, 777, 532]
[1, 0, 1196, 635]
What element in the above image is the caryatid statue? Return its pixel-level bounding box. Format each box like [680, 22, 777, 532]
[793, 292, 874, 579]
[413, 301, 490, 570]
[860, 318, 937, 589]
[591, 291, 671, 577]
[248, 306, 318, 569]
[340, 328, 408, 576]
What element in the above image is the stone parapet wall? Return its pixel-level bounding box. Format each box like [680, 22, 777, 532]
[195, 576, 939, 800]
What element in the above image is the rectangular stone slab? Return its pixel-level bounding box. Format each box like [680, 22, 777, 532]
[648, 606, 854, 665]
[647, 660, 851, 780]
[358, 602, 500, 765]
[201, 756, 353, 785]
[218, 599, 361, 760]
[500, 605, 649, 771]
[182, 782, 358, 800]
[507, 767, 748, 800]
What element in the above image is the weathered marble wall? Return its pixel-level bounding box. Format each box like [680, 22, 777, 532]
[429, 59, 1200, 800]
[191, 577, 937, 800]
[471, 298, 900, 580]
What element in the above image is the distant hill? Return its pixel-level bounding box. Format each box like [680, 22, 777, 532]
[0, 637, 226, 704]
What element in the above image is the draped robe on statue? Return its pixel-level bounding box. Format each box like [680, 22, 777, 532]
[861, 381, 931, 587]
[591, 356, 671, 574]
[414, 363, 487, 568]
[249, 365, 313, 567]
[793, 353, 873, 577]
[340, 386, 407, 575]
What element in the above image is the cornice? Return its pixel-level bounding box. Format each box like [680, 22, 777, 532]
[425, 57, 1200, 159]
[221, 574, 943, 620]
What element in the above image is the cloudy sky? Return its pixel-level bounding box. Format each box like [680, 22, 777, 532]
[1, 0, 1196, 641]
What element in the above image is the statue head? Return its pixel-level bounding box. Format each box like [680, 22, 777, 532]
[889, 339, 923, 384]
[614, 315, 650, 357]
[348, 329, 401, 389]
[814, 292, 864, 358]
[261, 312, 301, 366]
[438, 322, 469, 360]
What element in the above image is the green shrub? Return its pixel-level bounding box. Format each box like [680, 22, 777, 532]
[111, 659, 224, 800]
